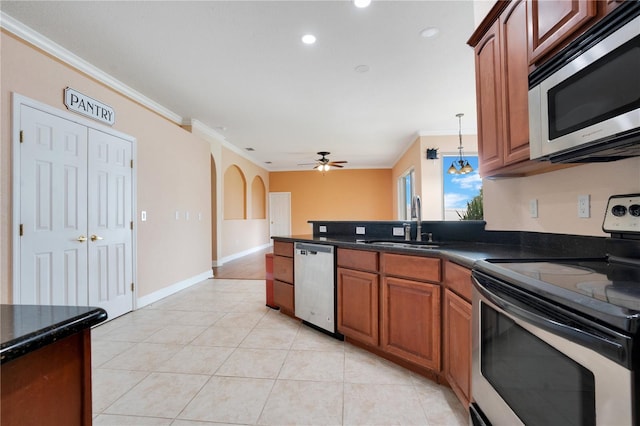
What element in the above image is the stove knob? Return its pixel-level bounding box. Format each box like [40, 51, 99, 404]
[611, 205, 627, 217]
[629, 204, 640, 217]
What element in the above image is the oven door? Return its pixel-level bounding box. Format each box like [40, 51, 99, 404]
[472, 273, 633, 425]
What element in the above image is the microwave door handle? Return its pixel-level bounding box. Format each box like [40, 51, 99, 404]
[473, 277, 627, 365]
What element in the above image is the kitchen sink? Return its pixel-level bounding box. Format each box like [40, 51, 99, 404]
[358, 240, 441, 249]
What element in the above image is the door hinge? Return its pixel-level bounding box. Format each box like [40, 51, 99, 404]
[19, 224, 23, 236]
[131, 282, 134, 292]
[130, 221, 133, 230]
[130, 159, 133, 169]
[20, 130, 24, 143]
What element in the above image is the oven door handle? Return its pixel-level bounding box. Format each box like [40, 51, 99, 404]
[473, 277, 628, 365]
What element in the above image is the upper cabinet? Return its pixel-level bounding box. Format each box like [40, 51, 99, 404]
[471, 0, 531, 177]
[527, 0, 597, 64]
[468, 0, 624, 177]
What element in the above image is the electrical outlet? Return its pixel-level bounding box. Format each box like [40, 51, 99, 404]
[529, 199, 538, 218]
[392, 227, 405, 236]
[185, 211, 190, 221]
[355, 226, 366, 235]
[319, 226, 327, 233]
[578, 194, 590, 218]
[141, 211, 147, 221]
[175, 211, 180, 220]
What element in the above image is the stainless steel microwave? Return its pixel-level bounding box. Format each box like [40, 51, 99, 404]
[528, 5, 640, 163]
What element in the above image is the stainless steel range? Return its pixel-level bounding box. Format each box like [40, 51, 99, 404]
[471, 194, 640, 425]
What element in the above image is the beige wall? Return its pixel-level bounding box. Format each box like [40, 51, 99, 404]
[484, 158, 640, 236]
[220, 146, 270, 259]
[0, 31, 212, 303]
[392, 135, 479, 220]
[269, 169, 393, 235]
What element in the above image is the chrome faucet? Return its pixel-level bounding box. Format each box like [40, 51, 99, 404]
[411, 195, 422, 242]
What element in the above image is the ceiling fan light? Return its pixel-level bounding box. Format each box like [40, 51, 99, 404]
[447, 163, 458, 174]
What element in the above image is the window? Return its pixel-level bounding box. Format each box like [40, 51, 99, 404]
[398, 169, 415, 220]
[443, 155, 481, 220]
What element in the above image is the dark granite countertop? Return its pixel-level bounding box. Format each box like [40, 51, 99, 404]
[1, 304, 107, 364]
[272, 234, 602, 269]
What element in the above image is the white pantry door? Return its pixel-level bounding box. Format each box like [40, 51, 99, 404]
[87, 129, 133, 319]
[17, 103, 134, 319]
[19, 105, 89, 305]
[269, 192, 291, 237]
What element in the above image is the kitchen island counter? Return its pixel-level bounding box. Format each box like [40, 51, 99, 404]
[1, 304, 107, 426]
[271, 234, 602, 269]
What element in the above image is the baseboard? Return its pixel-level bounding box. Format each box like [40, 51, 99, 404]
[212, 243, 271, 268]
[136, 270, 213, 308]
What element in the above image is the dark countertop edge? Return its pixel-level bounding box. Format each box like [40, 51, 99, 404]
[271, 235, 566, 269]
[0, 307, 107, 364]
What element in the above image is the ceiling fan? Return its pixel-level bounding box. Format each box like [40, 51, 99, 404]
[299, 151, 348, 171]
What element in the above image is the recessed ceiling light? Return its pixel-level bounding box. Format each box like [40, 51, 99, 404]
[245, 147, 255, 151]
[354, 0, 371, 8]
[302, 34, 316, 45]
[354, 65, 370, 73]
[420, 27, 440, 38]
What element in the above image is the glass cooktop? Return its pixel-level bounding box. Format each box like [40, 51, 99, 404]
[495, 260, 640, 311]
[474, 257, 640, 334]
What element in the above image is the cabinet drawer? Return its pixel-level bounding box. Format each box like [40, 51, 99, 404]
[273, 280, 294, 313]
[273, 241, 294, 257]
[273, 255, 294, 284]
[337, 248, 378, 272]
[444, 261, 472, 302]
[381, 253, 441, 283]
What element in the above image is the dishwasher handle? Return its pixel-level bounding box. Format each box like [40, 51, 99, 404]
[294, 243, 334, 254]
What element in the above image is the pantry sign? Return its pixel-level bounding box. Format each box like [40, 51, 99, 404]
[64, 87, 115, 126]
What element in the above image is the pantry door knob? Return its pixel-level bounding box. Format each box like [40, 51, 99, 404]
[90, 234, 104, 242]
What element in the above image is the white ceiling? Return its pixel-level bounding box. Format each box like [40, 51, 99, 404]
[1, 1, 479, 171]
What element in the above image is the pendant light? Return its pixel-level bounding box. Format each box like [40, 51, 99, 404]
[447, 113, 474, 175]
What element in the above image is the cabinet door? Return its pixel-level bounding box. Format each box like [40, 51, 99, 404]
[273, 255, 294, 284]
[528, 0, 597, 64]
[500, 0, 531, 166]
[381, 276, 440, 371]
[337, 267, 379, 346]
[444, 289, 472, 408]
[273, 280, 294, 313]
[474, 20, 505, 176]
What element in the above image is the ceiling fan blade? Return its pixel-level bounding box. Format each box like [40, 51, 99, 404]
[297, 162, 318, 166]
[331, 164, 344, 168]
[328, 161, 348, 164]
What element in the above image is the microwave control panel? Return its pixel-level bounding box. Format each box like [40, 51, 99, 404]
[603, 194, 640, 234]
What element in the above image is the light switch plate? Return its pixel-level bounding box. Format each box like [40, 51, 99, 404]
[355, 226, 366, 235]
[529, 199, 538, 218]
[141, 211, 147, 221]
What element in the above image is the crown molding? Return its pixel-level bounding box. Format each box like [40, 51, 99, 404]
[1, 11, 183, 124]
[189, 119, 271, 170]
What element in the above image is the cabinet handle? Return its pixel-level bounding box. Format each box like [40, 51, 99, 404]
[90, 234, 104, 242]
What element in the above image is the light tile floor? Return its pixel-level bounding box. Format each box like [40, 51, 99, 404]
[92, 278, 468, 425]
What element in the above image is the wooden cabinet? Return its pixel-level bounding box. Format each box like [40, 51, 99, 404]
[380, 253, 442, 371]
[337, 248, 379, 346]
[472, 0, 531, 177]
[273, 241, 295, 314]
[337, 267, 379, 346]
[527, 0, 597, 64]
[381, 276, 441, 371]
[443, 261, 472, 408]
[444, 289, 472, 408]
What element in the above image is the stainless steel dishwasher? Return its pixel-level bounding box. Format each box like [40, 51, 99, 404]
[294, 242, 336, 334]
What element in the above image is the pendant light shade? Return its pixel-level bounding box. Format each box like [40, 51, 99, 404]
[448, 113, 474, 175]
